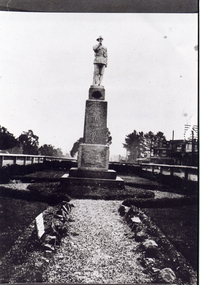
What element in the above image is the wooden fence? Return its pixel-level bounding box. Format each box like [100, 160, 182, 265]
[0, 154, 71, 168]
[141, 163, 198, 181]
[0, 154, 198, 182]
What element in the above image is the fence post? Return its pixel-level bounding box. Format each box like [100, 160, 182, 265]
[13, 156, 17, 165]
[23, 156, 26, 165]
[152, 165, 155, 174]
[185, 168, 189, 181]
[170, 167, 174, 176]
[0, 156, 3, 168]
[160, 166, 163, 174]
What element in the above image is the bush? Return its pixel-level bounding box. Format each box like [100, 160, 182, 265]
[109, 163, 142, 175]
[0, 167, 11, 183]
[0, 161, 77, 183]
[123, 196, 197, 208]
[141, 171, 198, 195]
[27, 183, 70, 205]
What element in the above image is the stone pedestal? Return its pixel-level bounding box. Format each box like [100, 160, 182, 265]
[61, 85, 124, 193]
[83, 100, 107, 145]
[78, 144, 109, 170]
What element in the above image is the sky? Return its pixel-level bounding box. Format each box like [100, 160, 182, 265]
[0, 12, 198, 158]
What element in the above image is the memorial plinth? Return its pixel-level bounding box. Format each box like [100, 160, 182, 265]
[61, 85, 124, 193]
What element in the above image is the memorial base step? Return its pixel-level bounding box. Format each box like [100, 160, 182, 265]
[60, 173, 124, 195]
[69, 167, 117, 179]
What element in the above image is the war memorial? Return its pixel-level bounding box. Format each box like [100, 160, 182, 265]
[61, 36, 124, 193]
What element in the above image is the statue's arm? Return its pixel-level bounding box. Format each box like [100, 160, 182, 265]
[104, 48, 108, 57]
[93, 43, 101, 51]
[104, 48, 108, 67]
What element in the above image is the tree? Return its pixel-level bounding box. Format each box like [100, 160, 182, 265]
[123, 130, 167, 162]
[70, 138, 83, 157]
[154, 131, 166, 146]
[38, 144, 63, 157]
[38, 144, 55, 156]
[106, 128, 112, 146]
[144, 131, 157, 157]
[18, 130, 39, 154]
[143, 131, 166, 157]
[123, 130, 145, 162]
[0, 126, 19, 150]
[55, 148, 63, 157]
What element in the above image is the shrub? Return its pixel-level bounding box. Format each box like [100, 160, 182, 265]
[123, 196, 197, 208]
[0, 167, 11, 183]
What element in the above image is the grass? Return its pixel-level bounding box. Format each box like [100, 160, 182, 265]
[143, 205, 198, 270]
[0, 197, 48, 258]
[122, 194, 198, 271]
[15, 170, 67, 182]
[27, 182, 155, 200]
[123, 195, 197, 208]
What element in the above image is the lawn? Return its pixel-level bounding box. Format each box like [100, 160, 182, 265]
[0, 197, 48, 258]
[143, 205, 198, 270]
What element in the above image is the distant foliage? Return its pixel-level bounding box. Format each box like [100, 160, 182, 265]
[55, 148, 63, 157]
[39, 144, 63, 157]
[0, 126, 19, 150]
[123, 130, 166, 163]
[123, 130, 145, 163]
[1, 126, 64, 156]
[18, 130, 39, 155]
[70, 138, 83, 157]
[144, 131, 166, 156]
[106, 128, 112, 146]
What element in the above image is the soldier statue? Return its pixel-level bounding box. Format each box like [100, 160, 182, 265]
[93, 36, 108, 86]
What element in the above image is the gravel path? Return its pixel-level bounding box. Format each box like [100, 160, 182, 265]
[44, 199, 152, 283]
[0, 182, 30, 190]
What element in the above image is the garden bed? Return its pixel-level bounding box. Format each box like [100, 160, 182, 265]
[0, 168, 197, 284]
[122, 195, 198, 271]
[0, 202, 73, 283]
[143, 206, 198, 270]
[0, 196, 48, 259]
[119, 204, 197, 284]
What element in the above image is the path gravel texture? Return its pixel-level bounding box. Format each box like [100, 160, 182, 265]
[44, 199, 152, 283]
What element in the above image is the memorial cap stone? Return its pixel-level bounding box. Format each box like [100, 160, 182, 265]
[89, 86, 105, 100]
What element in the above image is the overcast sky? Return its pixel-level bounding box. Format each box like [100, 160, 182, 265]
[0, 12, 198, 157]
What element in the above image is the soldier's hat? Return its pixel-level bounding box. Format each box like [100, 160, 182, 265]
[97, 35, 103, 41]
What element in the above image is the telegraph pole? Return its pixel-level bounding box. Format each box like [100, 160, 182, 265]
[191, 130, 194, 165]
